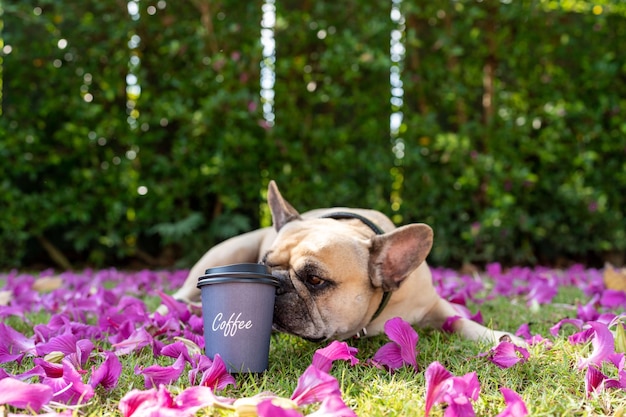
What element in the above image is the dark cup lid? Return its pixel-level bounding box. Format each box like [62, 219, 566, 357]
[204, 263, 270, 276]
[197, 263, 279, 288]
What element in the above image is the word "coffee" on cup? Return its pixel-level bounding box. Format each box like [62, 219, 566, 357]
[212, 312, 253, 337]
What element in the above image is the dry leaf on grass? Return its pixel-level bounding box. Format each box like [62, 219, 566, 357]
[603, 263, 626, 292]
[32, 276, 63, 292]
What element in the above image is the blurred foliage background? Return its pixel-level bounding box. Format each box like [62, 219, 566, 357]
[1, 0, 625, 270]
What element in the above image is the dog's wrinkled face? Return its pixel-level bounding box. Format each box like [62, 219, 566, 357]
[263, 219, 377, 341]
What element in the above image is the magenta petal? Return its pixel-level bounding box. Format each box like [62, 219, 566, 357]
[577, 321, 615, 369]
[0, 378, 53, 411]
[137, 354, 186, 388]
[290, 365, 341, 406]
[549, 318, 584, 337]
[113, 327, 153, 355]
[371, 342, 404, 371]
[312, 341, 359, 372]
[488, 342, 530, 369]
[198, 354, 236, 391]
[0, 323, 35, 364]
[157, 290, 191, 322]
[600, 289, 626, 308]
[119, 388, 159, 417]
[118, 385, 182, 417]
[442, 316, 462, 333]
[515, 323, 532, 339]
[307, 394, 358, 417]
[44, 359, 94, 405]
[445, 398, 476, 417]
[188, 354, 214, 385]
[161, 341, 192, 364]
[257, 398, 304, 417]
[89, 351, 122, 391]
[35, 334, 79, 356]
[455, 372, 480, 401]
[34, 358, 64, 378]
[176, 385, 235, 413]
[495, 387, 529, 417]
[424, 361, 453, 417]
[585, 365, 607, 396]
[382, 317, 419, 370]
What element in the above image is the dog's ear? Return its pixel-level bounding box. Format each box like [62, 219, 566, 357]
[267, 180, 302, 231]
[369, 224, 433, 291]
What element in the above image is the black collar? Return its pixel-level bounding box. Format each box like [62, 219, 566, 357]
[319, 211, 392, 337]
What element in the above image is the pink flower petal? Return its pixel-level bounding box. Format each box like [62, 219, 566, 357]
[307, 394, 358, 417]
[312, 341, 359, 372]
[119, 388, 158, 417]
[577, 321, 615, 369]
[34, 358, 64, 378]
[175, 385, 235, 412]
[424, 362, 480, 417]
[198, 354, 236, 391]
[424, 361, 453, 416]
[600, 289, 626, 308]
[383, 317, 419, 370]
[445, 398, 476, 417]
[257, 398, 304, 417]
[495, 387, 528, 417]
[161, 341, 192, 364]
[89, 351, 122, 391]
[157, 290, 191, 322]
[549, 318, 583, 337]
[0, 378, 53, 411]
[118, 385, 184, 417]
[0, 323, 35, 364]
[112, 327, 153, 355]
[290, 365, 341, 406]
[35, 334, 79, 356]
[585, 365, 607, 396]
[136, 353, 186, 388]
[371, 342, 404, 371]
[487, 342, 530, 369]
[43, 359, 94, 405]
[442, 315, 462, 333]
[188, 354, 214, 385]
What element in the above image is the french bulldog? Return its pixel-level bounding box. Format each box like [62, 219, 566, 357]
[165, 181, 519, 344]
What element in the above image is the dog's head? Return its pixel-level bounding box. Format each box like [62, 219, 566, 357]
[262, 181, 433, 341]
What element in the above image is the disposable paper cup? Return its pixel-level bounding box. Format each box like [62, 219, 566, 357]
[197, 263, 279, 373]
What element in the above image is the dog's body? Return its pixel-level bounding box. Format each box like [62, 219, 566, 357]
[168, 181, 517, 343]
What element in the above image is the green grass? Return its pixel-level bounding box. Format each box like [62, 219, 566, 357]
[4, 285, 626, 416]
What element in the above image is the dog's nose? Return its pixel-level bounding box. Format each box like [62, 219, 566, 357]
[273, 271, 293, 295]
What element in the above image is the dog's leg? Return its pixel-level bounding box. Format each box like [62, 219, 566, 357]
[158, 228, 271, 313]
[424, 298, 524, 345]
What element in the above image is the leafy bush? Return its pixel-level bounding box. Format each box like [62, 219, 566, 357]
[1, 1, 624, 269]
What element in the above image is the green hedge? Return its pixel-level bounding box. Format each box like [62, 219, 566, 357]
[1, 1, 625, 269]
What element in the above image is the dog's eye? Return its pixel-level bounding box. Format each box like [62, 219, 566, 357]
[306, 276, 325, 287]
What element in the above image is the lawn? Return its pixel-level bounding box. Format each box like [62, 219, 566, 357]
[1, 264, 625, 416]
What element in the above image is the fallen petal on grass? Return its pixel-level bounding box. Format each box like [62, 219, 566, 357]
[290, 365, 342, 406]
[424, 361, 480, 417]
[577, 321, 615, 370]
[312, 340, 359, 372]
[371, 317, 419, 371]
[89, 351, 122, 391]
[0, 377, 53, 411]
[485, 341, 530, 369]
[495, 387, 528, 417]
